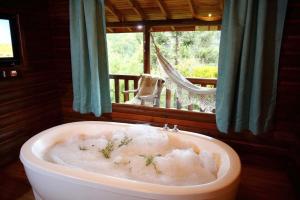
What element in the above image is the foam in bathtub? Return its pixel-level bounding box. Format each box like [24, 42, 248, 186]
[43, 125, 218, 186]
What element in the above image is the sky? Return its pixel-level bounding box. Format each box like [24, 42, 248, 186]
[0, 19, 12, 44]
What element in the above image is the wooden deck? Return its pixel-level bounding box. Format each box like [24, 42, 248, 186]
[0, 155, 296, 200]
[109, 74, 217, 111]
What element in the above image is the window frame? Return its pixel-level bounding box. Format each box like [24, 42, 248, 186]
[106, 22, 220, 116]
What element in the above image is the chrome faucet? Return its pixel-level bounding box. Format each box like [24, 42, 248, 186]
[172, 125, 179, 132]
[163, 124, 169, 131]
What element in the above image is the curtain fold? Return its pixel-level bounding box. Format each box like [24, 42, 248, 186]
[70, 0, 111, 117]
[216, 0, 288, 134]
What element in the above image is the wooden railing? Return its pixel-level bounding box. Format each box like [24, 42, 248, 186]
[109, 74, 217, 111]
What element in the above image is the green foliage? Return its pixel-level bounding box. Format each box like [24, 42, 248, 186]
[101, 141, 114, 159]
[118, 136, 133, 148]
[139, 155, 154, 166]
[150, 31, 220, 78]
[107, 31, 220, 103]
[107, 33, 143, 75]
[107, 31, 220, 78]
[176, 65, 218, 78]
[139, 154, 162, 174]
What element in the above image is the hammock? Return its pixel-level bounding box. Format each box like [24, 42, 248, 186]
[151, 35, 216, 110]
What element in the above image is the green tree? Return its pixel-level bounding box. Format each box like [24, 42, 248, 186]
[107, 33, 143, 75]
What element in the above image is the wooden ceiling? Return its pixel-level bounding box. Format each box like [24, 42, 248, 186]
[105, 0, 224, 33]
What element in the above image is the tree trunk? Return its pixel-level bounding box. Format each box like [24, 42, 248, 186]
[174, 32, 179, 65]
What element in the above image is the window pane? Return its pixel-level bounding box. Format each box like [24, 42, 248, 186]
[151, 31, 220, 78]
[0, 19, 14, 58]
[107, 33, 143, 75]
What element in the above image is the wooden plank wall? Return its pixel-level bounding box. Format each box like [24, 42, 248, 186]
[0, 0, 62, 166]
[276, 0, 300, 146]
[48, 0, 300, 172]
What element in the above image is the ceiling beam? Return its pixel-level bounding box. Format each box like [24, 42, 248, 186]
[105, 0, 124, 22]
[106, 19, 222, 28]
[219, 0, 224, 12]
[127, 0, 146, 20]
[187, 0, 196, 18]
[155, 0, 169, 19]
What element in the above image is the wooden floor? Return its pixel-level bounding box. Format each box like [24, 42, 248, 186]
[0, 158, 297, 200]
[0, 161, 32, 200]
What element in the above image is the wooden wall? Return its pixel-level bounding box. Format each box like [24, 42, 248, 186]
[0, 0, 62, 166]
[276, 0, 300, 146]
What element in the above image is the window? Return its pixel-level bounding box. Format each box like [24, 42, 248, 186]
[0, 14, 20, 66]
[107, 30, 220, 112]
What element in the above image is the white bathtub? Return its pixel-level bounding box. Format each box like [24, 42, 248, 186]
[20, 121, 241, 200]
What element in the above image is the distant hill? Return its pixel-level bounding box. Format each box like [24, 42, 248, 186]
[0, 44, 13, 58]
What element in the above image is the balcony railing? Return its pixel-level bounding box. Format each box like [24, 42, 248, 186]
[109, 74, 217, 112]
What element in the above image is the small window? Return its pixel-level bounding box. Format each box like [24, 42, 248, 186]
[0, 14, 20, 66]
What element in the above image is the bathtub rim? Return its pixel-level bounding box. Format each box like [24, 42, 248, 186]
[20, 121, 241, 196]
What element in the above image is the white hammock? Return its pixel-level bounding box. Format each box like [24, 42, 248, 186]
[151, 35, 216, 110]
[155, 47, 216, 95]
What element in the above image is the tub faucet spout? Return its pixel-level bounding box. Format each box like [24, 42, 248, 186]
[172, 125, 179, 132]
[163, 124, 169, 131]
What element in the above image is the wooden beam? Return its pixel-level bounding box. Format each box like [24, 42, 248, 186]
[143, 25, 150, 74]
[166, 89, 171, 108]
[107, 19, 222, 28]
[219, 0, 224, 12]
[187, 0, 196, 18]
[155, 0, 169, 19]
[105, 0, 123, 22]
[107, 27, 114, 33]
[114, 78, 120, 103]
[127, 0, 146, 20]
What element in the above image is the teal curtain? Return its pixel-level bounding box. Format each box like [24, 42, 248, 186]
[69, 0, 111, 117]
[216, 0, 288, 134]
